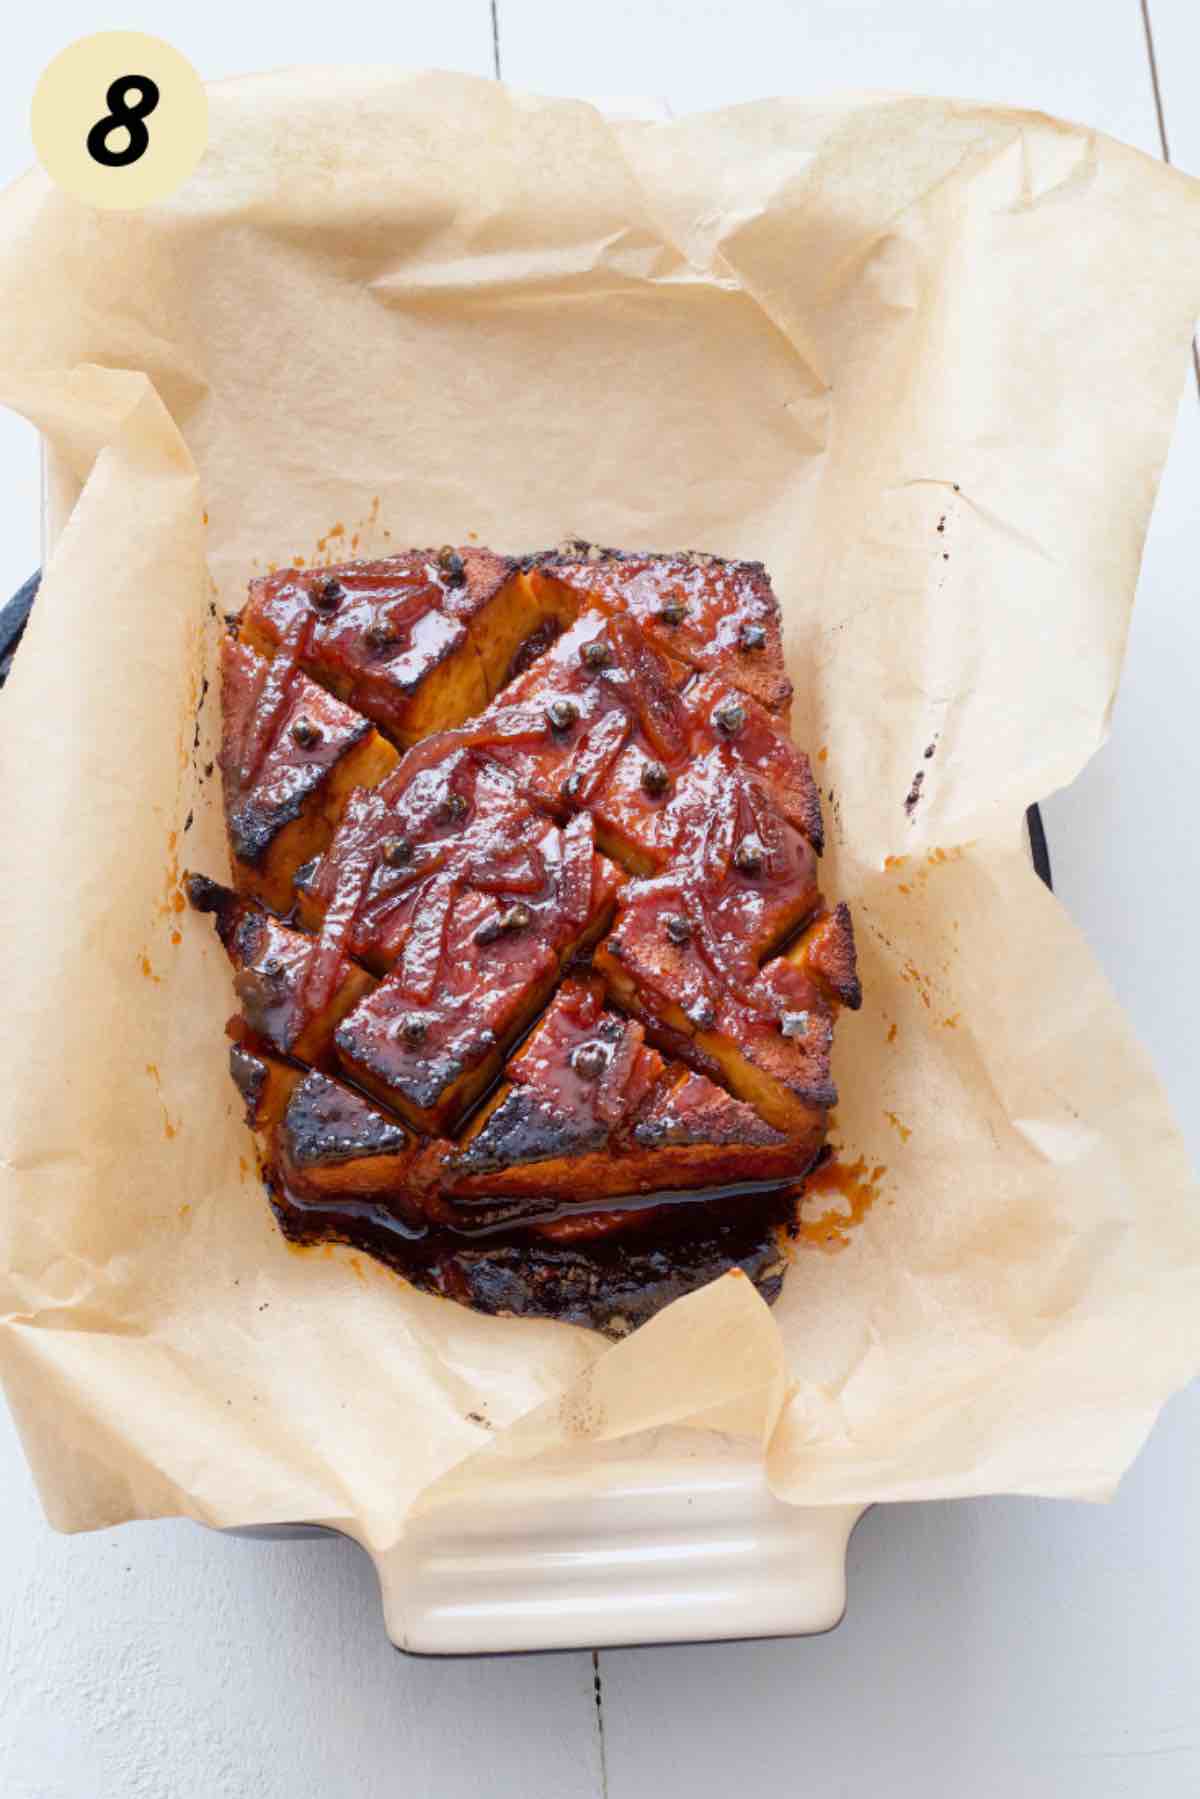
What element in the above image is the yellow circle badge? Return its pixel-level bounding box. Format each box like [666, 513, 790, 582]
[31, 32, 207, 211]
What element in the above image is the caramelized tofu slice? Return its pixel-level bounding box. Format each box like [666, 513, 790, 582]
[651, 744, 821, 972]
[445, 561, 582, 697]
[441, 978, 810, 1205]
[597, 901, 858, 1138]
[229, 1043, 303, 1134]
[187, 878, 375, 1066]
[219, 637, 399, 911]
[333, 816, 624, 1133]
[597, 936, 832, 1140]
[469, 610, 693, 874]
[277, 1070, 418, 1212]
[781, 901, 862, 1009]
[682, 673, 823, 852]
[527, 542, 793, 717]
[294, 749, 577, 974]
[440, 979, 663, 1199]
[632, 1066, 800, 1174]
[240, 549, 516, 745]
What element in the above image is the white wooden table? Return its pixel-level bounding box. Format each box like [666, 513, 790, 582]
[2, 6, 1198, 1793]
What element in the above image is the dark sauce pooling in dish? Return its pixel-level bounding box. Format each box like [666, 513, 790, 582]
[267, 1166, 799, 1338]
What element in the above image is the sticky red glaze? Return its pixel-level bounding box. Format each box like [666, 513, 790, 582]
[199, 541, 861, 1333]
[456, 611, 689, 863]
[616, 744, 821, 999]
[216, 902, 364, 1062]
[332, 819, 623, 1123]
[635, 1068, 788, 1150]
[219, 638, 372, 864]
[683, 672, 824, 852]
[506, 978, 663, 1126]
[530, 546, 793, 716]
[242, 548, 514, 740]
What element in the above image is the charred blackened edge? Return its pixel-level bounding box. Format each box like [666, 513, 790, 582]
[446, 1087, 608, 1177]
[796, 755, 826, 856]
[225, 714, 373, 867]
[523, 542, 770, 581]
[283, 1070, 409, 1168]
[632, 1101, 788, 1152]
[333, 1016, 495, 1114]
[269, 1176, 798, 1338]
[820, 902, 863, 1011]
[185, 872, 240, 936]
[230, 1043, 269, 1127]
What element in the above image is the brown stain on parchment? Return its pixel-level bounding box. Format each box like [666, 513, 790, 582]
[878, 843, 975, 1019]
[883, 1110, 911, 1143]
[145, 1062, 179, 1140]
[798, 1155, 887, 1254]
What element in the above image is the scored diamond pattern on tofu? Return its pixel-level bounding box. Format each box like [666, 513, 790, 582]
[219, 637, 399, 911]
[464, 610, 692, 872]
[293, 747, 539, 968]
[681, 672, 823, 851]
[440, 978, 806, 1211]
[277, 1071, 419, 1211]
[188, 879, 375, 1067]
[598, 897, 858, 1139]
[192, 539, 860, 1332]
[240, 548, 507, 744]
[526, 542, 793, 717]
[332, 813, 624, 1133]
[601, 742, 822, 988]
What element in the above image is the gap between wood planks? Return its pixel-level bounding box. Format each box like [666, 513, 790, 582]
[592, 1649, 610, 1799]
[1140, 0, 1200, 396]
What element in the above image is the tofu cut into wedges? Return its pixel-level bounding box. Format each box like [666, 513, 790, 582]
[440, 977, 806, 1207]
[187, 877, 376, 1067]
[239, 546, 582, 745]
[526, 541, 793, 719]
[332, 814, 624, 1134]
[597, 898, 859, 1140]
[220, 636, 398, 912]
[276, 1069, 420, 1220]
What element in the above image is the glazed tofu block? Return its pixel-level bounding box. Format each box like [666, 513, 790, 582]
[441, 978, 806, 1205]
[219, 637, 399, 911]
[276, 1070, 418, 1210]
[598, 901, 859, 1138]
[239, 547, 588, 745]
[591, 748, 844, 1141]
[293, 747, 603, 975]
[440, 979, 663, 1199]
[444, 560, 582, 697]
[681, 672, 823, 851]
[196, 536, 862, 1335]
[526, 542, 793, 717]
[240, 548, 503, 743]
[228, 1043, 303, 1134]
[468, 618, 820, 878]
[332, 815, 624, 1133]
[620, 742, 823, 978]
[187, 877, 375, 1066]
[467, 610, 692, 873]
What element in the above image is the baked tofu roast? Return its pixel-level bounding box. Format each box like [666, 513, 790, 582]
[192, 542, 860, 1334]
